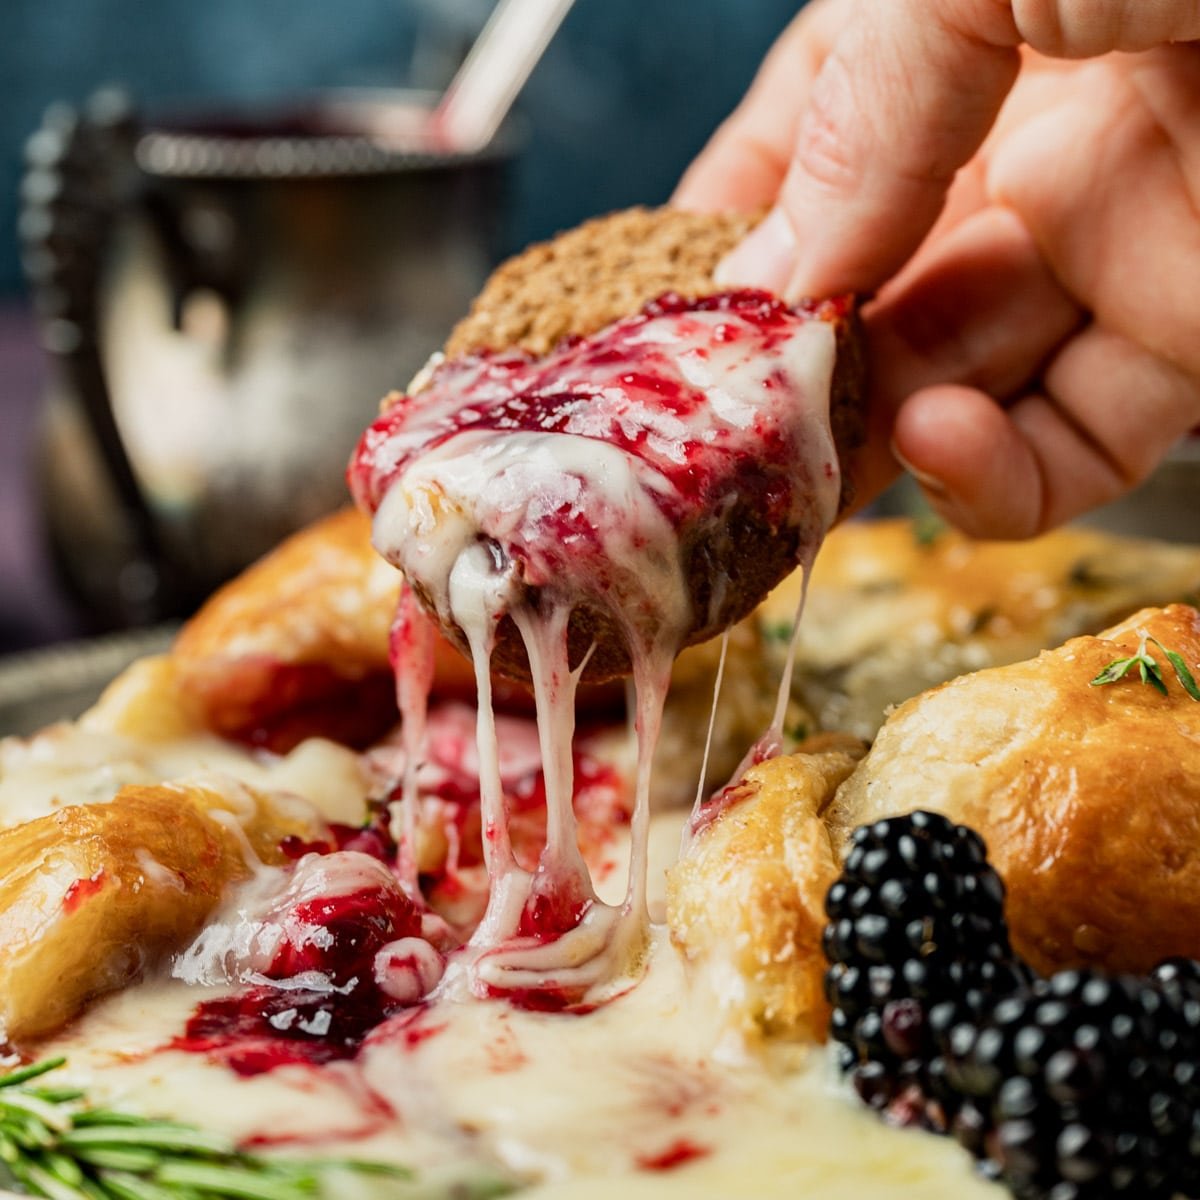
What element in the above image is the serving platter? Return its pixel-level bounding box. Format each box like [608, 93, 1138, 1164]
[0, 627, 175, 738]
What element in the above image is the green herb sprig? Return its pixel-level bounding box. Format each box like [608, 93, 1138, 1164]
[1090, 633, 1200, 701]
[0, 1058, 516, 1200]
[912, 511, 947, 548]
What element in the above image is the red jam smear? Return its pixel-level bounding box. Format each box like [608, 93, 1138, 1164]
[265, 886, 421, 984]
[636, 1138, 712, 1172]
[175, 984, 393, 1076]
[689, 777, 757, 838]
[348, 289, 847, 525]
[198, 659, 399, 754]
[279, 813, 396, 864]
[172, 880, 422, 1076]
[481, 984, 602, 1015]
[62, 870, 106, 913]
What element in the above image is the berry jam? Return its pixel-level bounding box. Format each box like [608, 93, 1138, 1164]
[62, 869, 106, 913]
[176, 984, 395, 1076]
[266, 886, 421, 985]
[516, 881, 592, 942]
[174, 875, 424, 1076]
[279, 814, 396, 865]
[348, 288, 846, 528]
[635, 1138, 712, 1172]
[201, 659, 398, 753]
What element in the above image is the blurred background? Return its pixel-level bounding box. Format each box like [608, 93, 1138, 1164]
[0, 0, 800, 655]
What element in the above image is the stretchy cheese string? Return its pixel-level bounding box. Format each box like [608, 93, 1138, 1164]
[360, 295, 842, 1004]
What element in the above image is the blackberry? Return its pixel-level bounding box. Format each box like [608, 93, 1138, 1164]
[826, 811, 1200, 1199]
[1148, 959, 1200, 1197]
[823, 810, 1028, 1124]
[944, 968, 1185, 1199]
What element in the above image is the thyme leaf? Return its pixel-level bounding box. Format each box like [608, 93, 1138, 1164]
[1090, 633, 1200, 701]
[1150, 637, 1200, 701]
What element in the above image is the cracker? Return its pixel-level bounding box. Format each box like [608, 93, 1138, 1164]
[446, 207, 760, 357]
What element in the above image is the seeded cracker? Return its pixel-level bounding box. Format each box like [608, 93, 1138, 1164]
[446, 207, 759, 357]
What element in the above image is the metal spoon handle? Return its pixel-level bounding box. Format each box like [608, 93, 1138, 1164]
[435, 0, 575, 152]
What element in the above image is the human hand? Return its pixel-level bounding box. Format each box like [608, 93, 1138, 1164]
[675, 0, 1200, 538]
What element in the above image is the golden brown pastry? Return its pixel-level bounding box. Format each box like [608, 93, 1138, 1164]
[829, 603, 1200, 976]
[0, 782, 327, 1044]
[83, 654, 199, 742]
[667, 737, 865, 1040]
[763, 518, 1200, 740]
[170, 508, 403, 750]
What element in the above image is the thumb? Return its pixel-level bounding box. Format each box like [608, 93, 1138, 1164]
[721, 0, 1020, 300]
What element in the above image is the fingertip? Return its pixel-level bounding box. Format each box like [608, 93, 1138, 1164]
[673, 128, 794, 216]
[891, 385, 1043, 539]
[769, 4, 1020, 301]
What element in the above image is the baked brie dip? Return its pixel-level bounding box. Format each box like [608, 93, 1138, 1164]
[3, 208, 1200, 1200]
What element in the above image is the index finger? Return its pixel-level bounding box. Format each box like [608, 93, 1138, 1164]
[725, 0, 1200, 301]
[672, 0, 841, 213]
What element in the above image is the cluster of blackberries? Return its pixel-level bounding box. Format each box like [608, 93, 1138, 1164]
[824, 811, 1200, 1199]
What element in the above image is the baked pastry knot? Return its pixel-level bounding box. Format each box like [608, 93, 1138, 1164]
[0, 782, 327, 1044]
[830, 603, 1200, 976]
[667, 737, 865, 1041]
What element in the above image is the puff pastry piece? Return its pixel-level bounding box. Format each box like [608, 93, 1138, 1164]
[172, 508, 424, 750]
[667, 737, 865, 1041]
[830, 603, 1200, 976]
[169, 507, 610, 751]
[764, 519, 1200, 740]
[83, 655, 198, 742]
[0, 783, 326, 1044]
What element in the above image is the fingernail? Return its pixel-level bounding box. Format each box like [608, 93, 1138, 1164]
[889, 439, 947, 496]
[715, 207, 797, 294]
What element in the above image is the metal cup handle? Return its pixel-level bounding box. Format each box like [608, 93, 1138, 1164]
[20, 89, 180, 625]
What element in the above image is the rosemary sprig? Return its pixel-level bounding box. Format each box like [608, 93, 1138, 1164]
[1091, 633, 1200, 701]
[0, 1058, 517, 1200]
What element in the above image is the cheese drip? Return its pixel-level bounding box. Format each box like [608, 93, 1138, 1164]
[357, 294, 841, 1004]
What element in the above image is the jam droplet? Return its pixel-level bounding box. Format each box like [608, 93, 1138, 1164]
[62, 869, 106, 913]
[635, 1138, 712, 1172]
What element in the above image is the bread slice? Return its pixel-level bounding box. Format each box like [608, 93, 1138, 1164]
[400, 207, 867, 682]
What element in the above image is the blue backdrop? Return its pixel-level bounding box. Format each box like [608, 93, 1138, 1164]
[2, 0, 801, 294]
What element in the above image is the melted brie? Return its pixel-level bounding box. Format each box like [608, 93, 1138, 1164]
[356, 295, 841, 1004]
[31, 811, 1000, 1199]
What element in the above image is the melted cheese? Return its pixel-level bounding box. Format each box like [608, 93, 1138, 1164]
[363, 300, 840, 1004]
[9, 693, 1000, 1197]
[36, 919, 999, 1198]
[0, 725, 371, 832]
